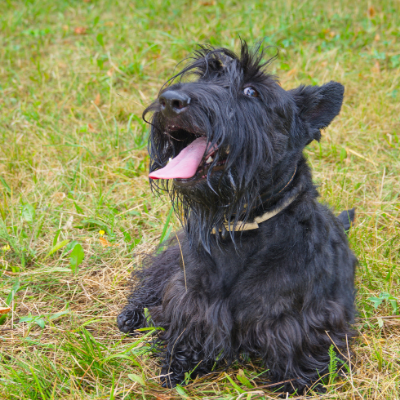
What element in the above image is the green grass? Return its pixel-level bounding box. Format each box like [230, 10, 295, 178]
[0, 0, 400, 398]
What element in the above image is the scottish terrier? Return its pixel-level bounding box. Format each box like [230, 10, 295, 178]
[117, 41, 357, 394]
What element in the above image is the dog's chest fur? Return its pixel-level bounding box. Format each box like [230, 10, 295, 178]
[162, 186, 354, 323]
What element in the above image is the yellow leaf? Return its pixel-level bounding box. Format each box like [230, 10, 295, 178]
[94, 93, 101, 106]
[74, 27, 87, 35]
[368, 6, 376, 17]
[372, 60, 380, 74]
[0, 307, 11, 315]
[99, 237, 119, 247]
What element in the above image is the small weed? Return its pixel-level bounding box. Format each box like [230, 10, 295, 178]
[369, 292, 399, 316]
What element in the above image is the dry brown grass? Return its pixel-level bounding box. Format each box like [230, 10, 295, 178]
[1, 0, 400, 398]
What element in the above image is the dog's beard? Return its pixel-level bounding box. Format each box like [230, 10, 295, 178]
[170, 170, 260, 252]
[153, 155, 271, 253]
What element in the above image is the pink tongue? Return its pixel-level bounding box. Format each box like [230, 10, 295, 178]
[149, 137, 209, 180]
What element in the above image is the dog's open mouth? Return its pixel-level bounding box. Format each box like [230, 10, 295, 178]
[149, 130, 226, 182]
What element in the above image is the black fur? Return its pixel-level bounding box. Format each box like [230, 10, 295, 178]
[117, 41, 357, 394]
[337, 208, 356, 232]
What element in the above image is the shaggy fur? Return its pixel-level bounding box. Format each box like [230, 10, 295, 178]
[117, 41, 357, 394]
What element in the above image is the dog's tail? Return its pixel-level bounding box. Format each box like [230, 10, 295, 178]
[337, 208, 356, 233]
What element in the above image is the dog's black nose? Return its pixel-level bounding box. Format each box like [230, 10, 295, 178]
[159, 90, 191, 117]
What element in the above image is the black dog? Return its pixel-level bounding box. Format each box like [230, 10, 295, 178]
[117, 41, 357, 394]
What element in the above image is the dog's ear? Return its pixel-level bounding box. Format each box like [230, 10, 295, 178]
[291, 81, 344, 143]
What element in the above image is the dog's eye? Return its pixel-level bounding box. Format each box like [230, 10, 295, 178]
[243, 87, 258, 97]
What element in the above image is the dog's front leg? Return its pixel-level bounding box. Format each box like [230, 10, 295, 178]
[159, 339, 213, 388]
[117, 244, 181, 334]
[155, 277, 221, 387]
[117, 297, 147, 334]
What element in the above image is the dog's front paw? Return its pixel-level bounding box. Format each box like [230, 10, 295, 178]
[117, 308, 144, 334]
[160, 365, 183, 388]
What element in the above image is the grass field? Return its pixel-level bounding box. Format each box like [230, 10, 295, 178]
[0, 0, 400, 398]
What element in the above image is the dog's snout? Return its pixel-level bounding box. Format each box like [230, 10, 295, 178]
[159, 90, 191, 117]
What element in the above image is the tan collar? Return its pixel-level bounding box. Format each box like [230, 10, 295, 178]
[212, 193, 298, 233]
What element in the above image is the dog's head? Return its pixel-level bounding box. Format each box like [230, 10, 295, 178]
[143, 41, 344, 249]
